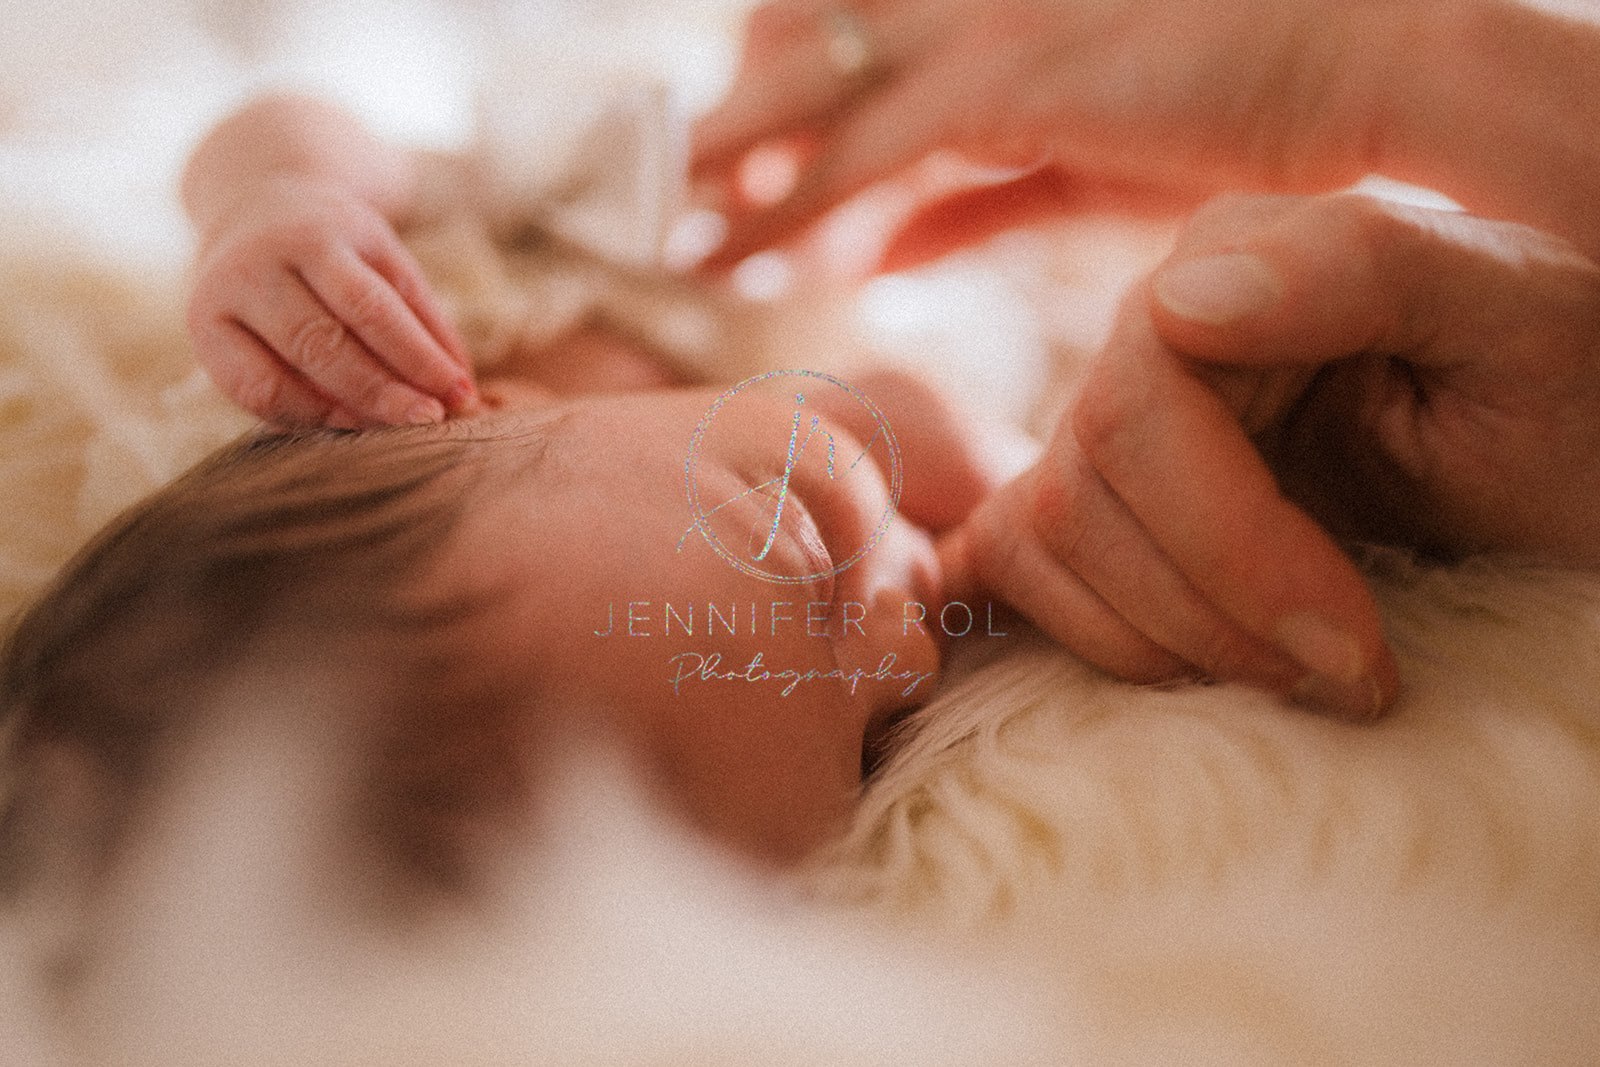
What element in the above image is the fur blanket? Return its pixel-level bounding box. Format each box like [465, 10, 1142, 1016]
[823, 555, 1600, 1061]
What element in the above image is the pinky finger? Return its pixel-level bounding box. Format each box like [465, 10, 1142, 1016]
[195, 319, 341, 427]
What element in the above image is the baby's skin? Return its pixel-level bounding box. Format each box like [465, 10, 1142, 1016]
[428, 379, 943, 860]
[181, 92, 1023, 861]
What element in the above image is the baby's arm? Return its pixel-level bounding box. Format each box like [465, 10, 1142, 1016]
[183, 93, 476, 427]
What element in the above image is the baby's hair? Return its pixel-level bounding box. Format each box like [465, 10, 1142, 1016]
[0, 423, 545, 912]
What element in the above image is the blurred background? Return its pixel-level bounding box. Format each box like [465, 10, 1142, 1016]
[0, 0, 747, 259]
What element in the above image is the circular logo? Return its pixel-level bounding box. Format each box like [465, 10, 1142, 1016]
[683, 370, 902, 584]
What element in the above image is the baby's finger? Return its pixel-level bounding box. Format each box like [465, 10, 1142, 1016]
[190, 317, 339, 426]
[819, 367, 1034, 531]
[359, 231, 475, 377]
[1032, 423, 1302, 692]
[963, 470, 1190, 683]
[300, 247, 473, 409]
[236, 272, 446, 426]
[1075, 304, 1398, 719]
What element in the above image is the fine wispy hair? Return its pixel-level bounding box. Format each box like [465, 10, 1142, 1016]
[0, 423, 545, 917]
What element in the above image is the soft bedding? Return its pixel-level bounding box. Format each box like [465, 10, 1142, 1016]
[822, 555, 1600, 1060]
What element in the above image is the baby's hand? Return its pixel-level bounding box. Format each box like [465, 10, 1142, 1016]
[187, 176, 474, 427]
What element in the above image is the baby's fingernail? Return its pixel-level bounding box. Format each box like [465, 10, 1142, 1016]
[1155, 253, 1282, 325]
[443, 378, 477, 410]
[382, 390, 444, 428]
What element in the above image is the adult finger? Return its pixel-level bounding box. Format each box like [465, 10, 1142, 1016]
[300, 246, 474, 410]
[233, 270, 446, 426]
[1074, 302, 1398, 719]
[1146, 193, 1482, 366]
[878, 168, 1202, 273]
[1147, 191, 1600, 563]
[691, 1, 899, 182]
[877, 168, 1085, 273]
[701, 40, 965, 271]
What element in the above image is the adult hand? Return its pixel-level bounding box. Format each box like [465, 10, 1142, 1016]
[692, 0, 1408, 270]
[187, 176, 474, 428]
[949, 192, 1600, 718]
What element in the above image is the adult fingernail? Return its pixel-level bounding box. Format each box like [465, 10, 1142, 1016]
[1274, 611, 1383, 720]
[1291, 672, 1385, 721]
[1155, 253, 1283, 325]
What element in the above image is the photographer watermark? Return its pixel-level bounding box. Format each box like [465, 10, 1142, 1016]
[592, 369, 1008, 699]
[680, 368, 900, 584]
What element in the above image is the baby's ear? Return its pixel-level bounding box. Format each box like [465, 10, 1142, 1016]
[853, 367, 1038, 532]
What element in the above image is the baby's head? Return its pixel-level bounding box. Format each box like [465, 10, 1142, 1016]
[0, 422, 538, 915]
[0, 379, 950, 920]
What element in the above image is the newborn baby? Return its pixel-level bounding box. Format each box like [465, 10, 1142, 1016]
[0, 372, 966, 879]
[0, 86, 1024, 915]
